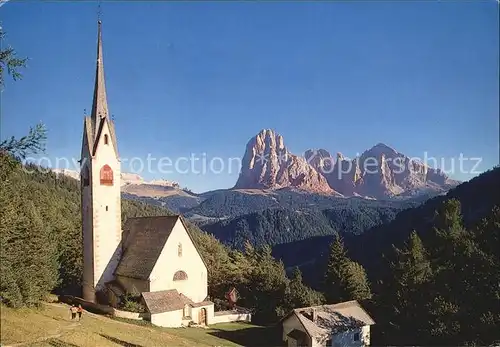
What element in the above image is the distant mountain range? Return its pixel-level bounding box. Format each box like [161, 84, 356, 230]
[235, 129, 460, 199]
[53, 167, 437, 222]
[53, 169, 181, 189]
[54, 128, 460, 218]
[53, 168, 202, 213]
[50, 137, 498, 291]
[52, 129, 464, 258]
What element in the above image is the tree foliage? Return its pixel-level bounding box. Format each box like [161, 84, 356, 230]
[0, 28, 324, 322]
[324, 235, 372, 303]
[0, 156, 326, 325]
[285, 267, 325, 310]
[0, 27, 28, 87]
[0, 27, 47, 164]
[0, 123, 47, 161]
[203, 201, 412, 251]
[375, 199, 500, 345]
[1, 23, 499, 345]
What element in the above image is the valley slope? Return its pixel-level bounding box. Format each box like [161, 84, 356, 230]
[202, 197, 420, 250]
[52, 127, 463, 264]
[273, 166, 500, 288]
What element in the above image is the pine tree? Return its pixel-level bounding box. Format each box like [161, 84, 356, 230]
[0, 27, 28, 86]
[428, 200, 500, 344]
[393, 231, 432, 288]
[388, 231, 433, 343]
[324, 235, 348, 302]
[427, 200, 469, 342]
[236, 244, 290, 322]
[0, 26, 46, 160]
[324, 234, 371, 303]
[0, 175, 58, 307]
[343, 261, 372, 301]
[285, 267, 325, 310]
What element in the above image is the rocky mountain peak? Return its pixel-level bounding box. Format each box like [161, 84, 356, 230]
[234, 130, 335, 194]
[363, 142, 399, 159]
[304, 149, 334, 174]
[234, 131, 460, 199]
[254, 129, 286, 152]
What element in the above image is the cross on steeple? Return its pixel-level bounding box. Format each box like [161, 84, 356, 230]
[97, 0, 102, 23]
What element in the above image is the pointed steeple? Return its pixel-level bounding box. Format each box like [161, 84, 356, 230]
[90, 20, 109, 133]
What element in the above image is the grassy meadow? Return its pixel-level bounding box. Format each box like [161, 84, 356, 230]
[0, 301, 280, 347]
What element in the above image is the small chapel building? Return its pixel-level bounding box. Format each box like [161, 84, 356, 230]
[79, 20, 250, 328]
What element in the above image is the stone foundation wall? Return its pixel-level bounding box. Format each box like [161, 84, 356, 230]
[212, 311, 252, 324]
[113, 308, 148, 320]
[212, 306, 252, 324]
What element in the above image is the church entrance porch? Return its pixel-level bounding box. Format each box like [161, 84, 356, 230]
[141, 289, 215, 328]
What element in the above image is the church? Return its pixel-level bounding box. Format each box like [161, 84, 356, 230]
[79, 20, 250, 328]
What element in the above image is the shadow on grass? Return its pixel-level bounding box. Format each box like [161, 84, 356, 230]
[47, 338, 80, 347]
[208, 325, 282, 346]
[99, 333, 144, 347]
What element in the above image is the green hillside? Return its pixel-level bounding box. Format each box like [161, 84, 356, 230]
[0, 153, 325, 325]
[2, 149, 499, 345]
[202, 201, 407, 250]
[277, 167, 500, 345]
[185, 188, 421, 220]
[1, 301, 277, 347]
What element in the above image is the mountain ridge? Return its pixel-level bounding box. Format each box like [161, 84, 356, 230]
[52, 129, 462, 217]
[236, 129, 460, 199]
[273, 165, 500, 289]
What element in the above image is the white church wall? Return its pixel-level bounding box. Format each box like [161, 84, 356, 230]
[149, 219, 208, 303]
[90, 120, 122, 291]
[151, 309, 184, 328]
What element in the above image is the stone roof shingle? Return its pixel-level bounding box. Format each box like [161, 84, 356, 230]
[284, 300, 375, 341]
[141, 289, 193, 314]
[114, 216, 179, 280]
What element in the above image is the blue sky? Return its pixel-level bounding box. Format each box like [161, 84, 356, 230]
[1, 1, 498, 193]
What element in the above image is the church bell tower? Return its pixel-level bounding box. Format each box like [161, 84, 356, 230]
[80, 20, 122, 303]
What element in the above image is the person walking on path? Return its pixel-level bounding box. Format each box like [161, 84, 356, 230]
[70, 305, 78, 320]
[77, 304, 83, 321]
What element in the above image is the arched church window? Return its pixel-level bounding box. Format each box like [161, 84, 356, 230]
[100, 165, 113, 186]
[82, 165, 90, 187]
[173, 270, 188, 281]
[104, 134, 109, 145]
[178, 243, 182, 257]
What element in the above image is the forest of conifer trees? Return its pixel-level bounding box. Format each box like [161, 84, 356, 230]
[1, 151, 499, 345]
[1, 24, 499, 346]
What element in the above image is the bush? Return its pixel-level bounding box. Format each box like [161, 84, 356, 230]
[119, 293, 145, 313]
